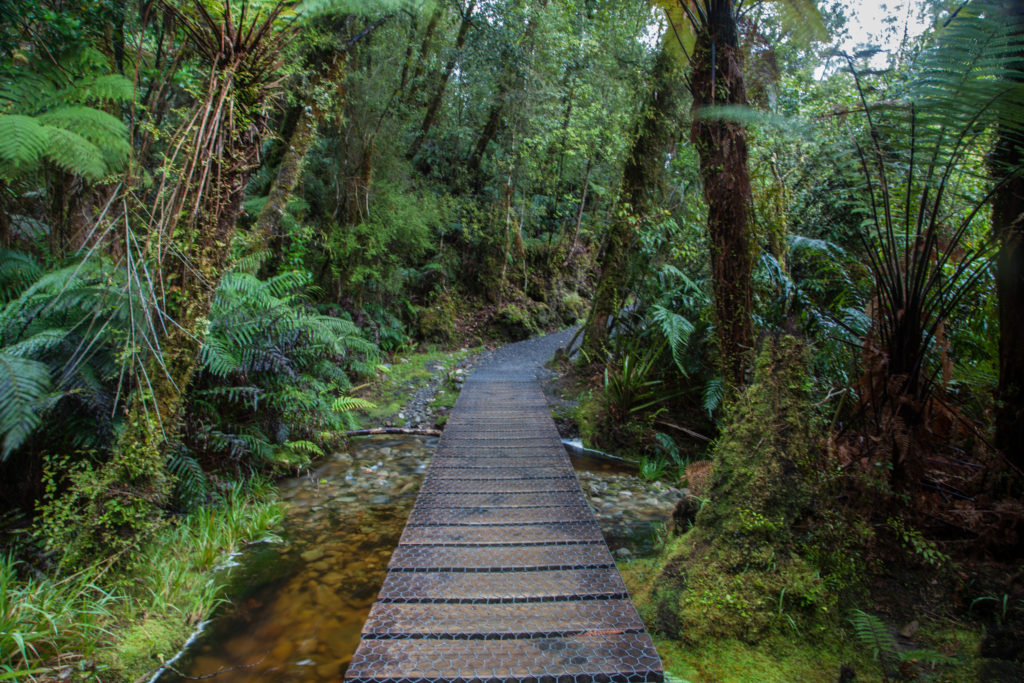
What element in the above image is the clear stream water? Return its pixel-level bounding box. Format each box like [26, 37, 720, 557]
[158, 435, 640, 683]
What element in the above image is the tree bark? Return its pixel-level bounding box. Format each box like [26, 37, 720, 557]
[690, 0, 754, 388]
[581, 48, 684, 360]
[993, 1, 1024, 475]
[410, 0, 477, 160]
[994, 124, 1024, 473]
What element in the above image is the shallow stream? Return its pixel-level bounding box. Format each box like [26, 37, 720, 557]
[159, 434, 680, 682]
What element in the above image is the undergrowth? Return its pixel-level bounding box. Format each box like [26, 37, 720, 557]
[0, 480, 283, 681]
[359, 346, 479, 423]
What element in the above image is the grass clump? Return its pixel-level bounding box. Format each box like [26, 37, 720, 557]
[360, 346, 478, 422]
[1, 481, 283, 681]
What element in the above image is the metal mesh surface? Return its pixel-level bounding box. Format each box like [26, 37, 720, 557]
[388, 543, 613, 572]
[346, 337, 662, 682]
[362, 600, 647, 639]
[407, 506, 595, 526]
[377, 568, 629, 603]
[413, 492, 589, 508]
[398, 523, 605, 546]
[344, 634, 662, 683]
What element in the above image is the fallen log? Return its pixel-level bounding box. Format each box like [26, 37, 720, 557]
[345, 427, 443, 437]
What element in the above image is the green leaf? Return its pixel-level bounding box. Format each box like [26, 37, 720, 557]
[0, 351, 53, 459]
[0, 114, 48, 173]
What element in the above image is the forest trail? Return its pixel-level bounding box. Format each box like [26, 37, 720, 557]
[345, 331, 663, 683]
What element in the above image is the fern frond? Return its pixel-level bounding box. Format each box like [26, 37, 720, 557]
[651, 304, 695, 375]
[37, 106, 130, 158]
[0, 114, 49, 173]
[67, 74, 134, 104]
[42, 126, 109, 180]
[0, 249, 42, 302]
[702, 376, 724, 417]
[167, 450, 210, 509]
[0, 351, 53, 459]
[848, 609, 898, 664]
[331, 395, 375, 413]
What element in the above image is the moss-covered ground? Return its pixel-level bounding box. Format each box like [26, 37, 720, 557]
[356, 345, 480, 423]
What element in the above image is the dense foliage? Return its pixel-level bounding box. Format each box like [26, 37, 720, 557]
[1, 0, 1023, 679]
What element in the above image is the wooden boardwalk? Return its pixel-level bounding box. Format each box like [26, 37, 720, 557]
[345, 337, 663, 683]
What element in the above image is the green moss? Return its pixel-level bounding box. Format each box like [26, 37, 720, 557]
[102, 617, 193, 679]
[418, 292, 458, 346]
[649, 633, 881, 683]
[635, 338, 854, 644]
[362, 347, 477, 422]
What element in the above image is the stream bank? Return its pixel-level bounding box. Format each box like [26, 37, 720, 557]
[160, 334, 687, 681]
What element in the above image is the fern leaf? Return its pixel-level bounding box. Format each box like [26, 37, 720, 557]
[702, 376, 724, 417]
[652, 304, 695, 375]
[37, 106, 130, 161]
[848, 609, 898, 664]
[42, 126, 109, 180]
[71, 74, 134, 104]
[0, 114, 48, 173]
[331, 395, 375, 413]
[167, 450, 210, 508]
[0, 249, 42, 302]
[0, 351, 53, 459]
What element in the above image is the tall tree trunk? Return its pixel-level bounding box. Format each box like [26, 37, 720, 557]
[581, 48, 684, 360]
[254, 45, 349, 265]
[464, 0, 550, 188]
[994, 117, 1024, 474]
[404, 2, 445, 93]
[690, 0, 754, 388]
[993, 1, 1024, 475]
[410, 0, 477, 160]
[253, 105, 317, 264]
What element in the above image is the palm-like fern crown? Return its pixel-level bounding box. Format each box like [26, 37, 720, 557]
[0, 47, 132, 181]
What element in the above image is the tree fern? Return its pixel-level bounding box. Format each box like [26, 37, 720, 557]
[186, 266, 380, 471]
[0, 48, 132, 181]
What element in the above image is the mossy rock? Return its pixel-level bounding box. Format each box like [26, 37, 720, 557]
[558, 291, 588, 324]
[487, 303, 540, 341]
[101, 617, 193, 679]
[417, 293, 458, 346]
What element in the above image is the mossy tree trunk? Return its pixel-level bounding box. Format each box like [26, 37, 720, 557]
[642, 337, 836, 643]
[410, 0, 477, 160]
[690, 0, 754, 388]
[254, 46, 349, 264]
[581, 48, 684, 360]
[254, 105, 316, 262]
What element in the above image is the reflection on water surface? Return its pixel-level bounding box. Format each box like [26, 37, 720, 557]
[161, 435, 434, 682]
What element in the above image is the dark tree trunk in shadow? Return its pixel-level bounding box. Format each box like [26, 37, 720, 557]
[690, 0, 754, 388]
[994, 127, 1024, 473]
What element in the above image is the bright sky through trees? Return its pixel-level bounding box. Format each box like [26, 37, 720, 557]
[839, 0, 930, 55]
